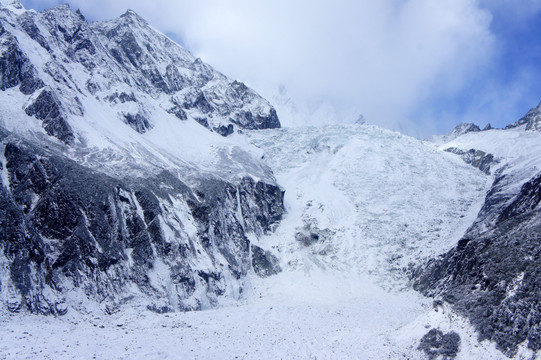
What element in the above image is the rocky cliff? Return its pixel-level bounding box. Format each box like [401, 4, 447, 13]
[413, 117, 541, 356]
[0, 1, 284, 314]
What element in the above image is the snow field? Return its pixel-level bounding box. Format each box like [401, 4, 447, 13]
[1, 124, 526, 360]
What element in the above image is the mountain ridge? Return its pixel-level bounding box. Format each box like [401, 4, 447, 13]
[1, 0, 280, 145]
[414, 123, 541, 356]
[0, 1, 285, 315]
[2, 1, 541, 359]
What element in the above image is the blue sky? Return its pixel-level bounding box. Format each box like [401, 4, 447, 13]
[419, 1, 541, 133]
[18, 0, 541, 137]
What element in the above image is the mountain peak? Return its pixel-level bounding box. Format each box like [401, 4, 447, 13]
[0, 0, 24, 13]
[451, 122, 481, 135]
[121, 9, 137, 17]
[0, 0, 279, 144]
[425, 122, 480, 145]
[505, 101, 541, 131]
[119, 8, 147, 24]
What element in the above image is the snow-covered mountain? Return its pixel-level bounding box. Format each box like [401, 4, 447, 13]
[415, 123, 541, 356]
[425, 122, 482, 145]
[506, 101, 541, 131]
[0, 0, 279, 141]
[0, 0, 283, 315]
[5, 118, 539, 359]
[2, 1, 541, 359]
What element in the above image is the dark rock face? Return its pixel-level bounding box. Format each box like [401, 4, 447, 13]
[183, 91, 215, 114]
[214, 124, 234, 137]
[194, 117, 209, 129]
[0, 138, 284, 314]
[123, 112, 152, 134]
[453, 123, 481, 135]
[251, 244, 281, 278]
[231, 108, 281, 131]
[418, 329, 461, 360]
[464, 168, 537, 239]
[0, 31, 43, 95]
[237, 177, 285, 235]
[18, 12, 51, 51]
[260, 108, 281, 129]
[499, 173, 541, 222]
[107, 92, 137, 104]
[413, 172, 541, 356]
[165, 64, 186, 93]
[444, 147, 496, 175]
[167, 104, 188, 121]
[24, 90, 75, 144]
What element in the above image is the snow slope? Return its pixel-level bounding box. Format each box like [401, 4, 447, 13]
[439, 126, 541, 236]
[442, 127, 541, 188]
[1, 124, 506, 359]
[246, 124, 490, 287]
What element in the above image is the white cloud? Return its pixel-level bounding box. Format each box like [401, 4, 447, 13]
[22, 0, 498, 136]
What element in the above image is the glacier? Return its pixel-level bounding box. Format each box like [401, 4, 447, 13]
[4, 122, 540, 359]
[1, 0, 541, 359]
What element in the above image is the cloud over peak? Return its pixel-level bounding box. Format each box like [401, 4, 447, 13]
[20, 0, 541, 137]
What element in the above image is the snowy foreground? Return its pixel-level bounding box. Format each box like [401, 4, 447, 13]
[0, 125, 535, 359]
[0, 275, 514, 360]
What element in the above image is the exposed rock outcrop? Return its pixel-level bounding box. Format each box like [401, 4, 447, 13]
[444, 147, 496, 175]
[0, 137, 284, 314]
[413, 172, 541, 356]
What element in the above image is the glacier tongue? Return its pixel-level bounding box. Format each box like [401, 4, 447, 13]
[246, 124, 490, 288]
